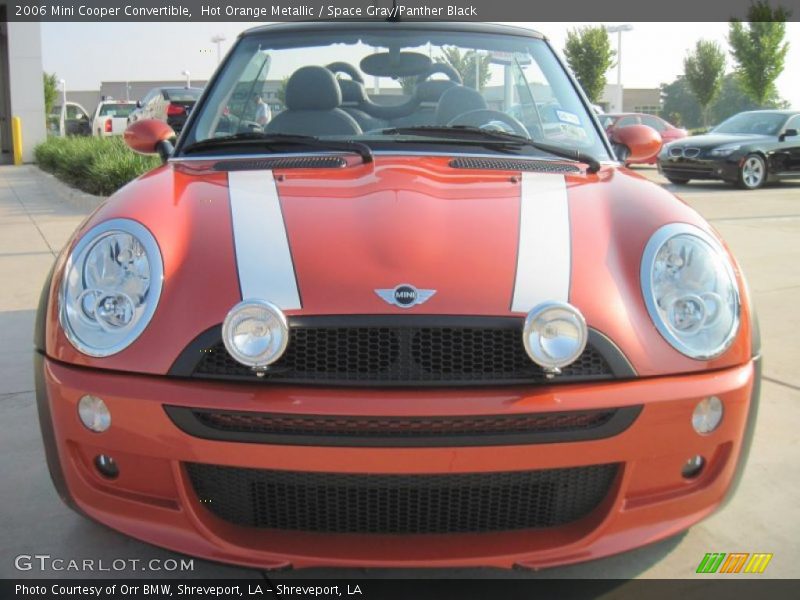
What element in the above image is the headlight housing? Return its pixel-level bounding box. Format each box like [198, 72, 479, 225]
[641, 223, 740, 359]
[222, 299, 289, 369]
[59, 219, 163, 357]
[710, 144, 741, 157]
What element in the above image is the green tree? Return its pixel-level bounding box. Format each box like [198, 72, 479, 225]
[43, 72, 59, 116]
[661, 73, 787, 130]
[728, 1, 790, 106]
[683, 40, 726, 127]
[563, 26, 616, 104]
[661, 77, 702, 129]
[436, 46, 491, 91]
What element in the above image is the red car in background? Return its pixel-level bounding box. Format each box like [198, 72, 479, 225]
[602, 113, 688, 164]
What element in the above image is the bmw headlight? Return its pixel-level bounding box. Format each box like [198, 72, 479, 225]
[641, 223, 740, 359]
[59, 219, 163, 357]
[710, 144, 741, 157]
[222, 299, 289, 369]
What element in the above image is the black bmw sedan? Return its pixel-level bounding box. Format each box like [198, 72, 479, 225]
[657, 110, 800, 189]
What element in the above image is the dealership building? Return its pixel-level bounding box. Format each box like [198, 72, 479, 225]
[0, 11, 46, 164]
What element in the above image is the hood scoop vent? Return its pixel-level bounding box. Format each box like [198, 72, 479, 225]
[449, 157, 580, 174]
[214, 156, 347, 171]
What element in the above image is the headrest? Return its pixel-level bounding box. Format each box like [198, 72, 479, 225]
[338, 78, 369, 106]
[435, 86, 488, 125]
[285, 66, 342, 110]
[415, 79, 457, 104]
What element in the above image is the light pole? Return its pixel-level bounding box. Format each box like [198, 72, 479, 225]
[181, 70, 191, 88]
[606, 24, 633, 113]
[211, 34, 226, 64]
[58, 79, 66, 137]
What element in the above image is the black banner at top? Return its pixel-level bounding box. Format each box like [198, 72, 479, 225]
[3, 0, 800, 22]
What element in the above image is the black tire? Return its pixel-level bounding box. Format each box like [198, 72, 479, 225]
[666, 177, 690, 185]
[737, 154, 767, 190]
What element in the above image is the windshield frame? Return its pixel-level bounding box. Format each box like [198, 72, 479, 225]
[172, 23, 615, 162]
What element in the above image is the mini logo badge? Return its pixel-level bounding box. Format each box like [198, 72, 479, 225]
[375, 284, 436, 309]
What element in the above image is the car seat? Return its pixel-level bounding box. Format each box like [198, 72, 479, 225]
[266, 66, 362, 136]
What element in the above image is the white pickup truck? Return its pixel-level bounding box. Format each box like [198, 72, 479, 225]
[91, 100, 137, 137]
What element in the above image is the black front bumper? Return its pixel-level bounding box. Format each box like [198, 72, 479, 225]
[658, 155, 740, 182]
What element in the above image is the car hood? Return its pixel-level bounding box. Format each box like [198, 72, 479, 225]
[45, 155, 753, 377]
[669, 132, 772, 149]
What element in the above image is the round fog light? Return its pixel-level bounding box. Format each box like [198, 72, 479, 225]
[692, 396, 723, 434]
[523, 302, 588, 373]
[78, 395, 111, 432]
[682, 455, 705, 479]
[94, 454, 119, 479]
[222, 299, 289, 368]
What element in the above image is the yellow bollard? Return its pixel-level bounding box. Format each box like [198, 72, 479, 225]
[12, 116, 23, 165]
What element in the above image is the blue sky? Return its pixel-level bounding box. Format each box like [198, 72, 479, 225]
[41, 21, 800, 108]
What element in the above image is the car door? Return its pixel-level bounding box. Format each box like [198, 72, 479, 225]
[64, 104, 91, 136]
[141, 90, 158, 120]
[780, 115, 800, 173]
[151, 91, 167, 122]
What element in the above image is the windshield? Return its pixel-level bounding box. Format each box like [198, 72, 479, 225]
[712, 112, 786, 136]
[98, 103, 135, 117]
[165, 89, 202, 101]
[180, 26, 610, 160]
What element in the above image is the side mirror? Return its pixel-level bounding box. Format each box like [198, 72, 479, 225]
[136, 100, 142, 109]
[611, 124, 662, 163]
[124, 119, 176, 162]
[779, 128, 798, 142]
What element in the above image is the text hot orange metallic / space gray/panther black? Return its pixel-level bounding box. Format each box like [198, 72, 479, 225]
[34, 22, 761, 570]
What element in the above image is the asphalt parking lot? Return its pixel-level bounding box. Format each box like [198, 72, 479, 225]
[0, 164, 798, 580]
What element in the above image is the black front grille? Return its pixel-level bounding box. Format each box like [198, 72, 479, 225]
[189, 323, 615, 386]
[186, 463, 619, 534]
[449, 157, 580, 173]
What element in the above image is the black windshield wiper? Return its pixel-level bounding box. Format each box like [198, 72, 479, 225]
[380, 126, 601, 173]
[181, 132, 373, 164]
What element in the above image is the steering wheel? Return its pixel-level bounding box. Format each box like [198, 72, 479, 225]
[448, 109, 530, 138]
[415, 63, 462, 85]
[325, 62, 365, 84]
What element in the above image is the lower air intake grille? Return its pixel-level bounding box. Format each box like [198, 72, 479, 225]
[185, 463, 619, 534]
[449, 157, 580, 173]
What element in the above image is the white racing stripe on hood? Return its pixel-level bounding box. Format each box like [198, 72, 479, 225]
[228, 170, 301, 310]
[511, 172, 571, 312]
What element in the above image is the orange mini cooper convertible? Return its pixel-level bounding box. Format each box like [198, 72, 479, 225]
[35, 22, 761, 570]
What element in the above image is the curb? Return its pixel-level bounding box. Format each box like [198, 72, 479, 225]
[34, 167, 107, 212]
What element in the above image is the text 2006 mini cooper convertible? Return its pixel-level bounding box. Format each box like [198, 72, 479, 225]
[35, 22, 760, 570]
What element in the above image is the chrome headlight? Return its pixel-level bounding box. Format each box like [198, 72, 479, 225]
[641, 223, 740, 359]
[60, 219, 163, 357]
[222, 299, 289, 368]
[522, 302, 588, 373]
[710, 144, 741, 157]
